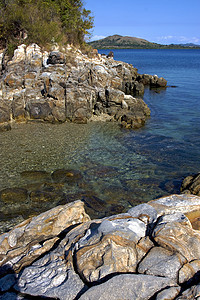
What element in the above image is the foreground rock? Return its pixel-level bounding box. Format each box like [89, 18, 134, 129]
[0, 200, 90, 276]
[2, 194, 200, 299]
[0, 44, 168, 131]
[79, 274, 179, 300]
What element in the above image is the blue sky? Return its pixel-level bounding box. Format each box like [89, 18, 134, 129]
[85, 0, 200, 44]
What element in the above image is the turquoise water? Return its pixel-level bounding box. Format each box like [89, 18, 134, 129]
[0, 49, 200, 231]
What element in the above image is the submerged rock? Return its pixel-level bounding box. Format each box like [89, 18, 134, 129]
[181, 172, 200, 196]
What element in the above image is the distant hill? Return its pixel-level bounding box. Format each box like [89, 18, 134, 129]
[88, 34, 200, 49]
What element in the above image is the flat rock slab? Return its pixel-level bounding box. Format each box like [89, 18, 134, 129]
[149, 194, 200, 216]
[79, 274, 178, 300]
[138, 246, 186, 280]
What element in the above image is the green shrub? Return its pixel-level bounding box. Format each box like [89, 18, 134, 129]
[0, 0, 93, 53]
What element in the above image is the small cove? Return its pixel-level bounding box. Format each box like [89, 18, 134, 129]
[0, 49, 200, 232]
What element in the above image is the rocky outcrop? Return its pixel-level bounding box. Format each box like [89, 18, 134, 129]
[0, 44, 167, 131]
[181, 172, 200, 196]
[1, 194, 200, 299]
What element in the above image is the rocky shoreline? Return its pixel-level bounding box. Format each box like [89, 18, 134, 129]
[0, 44, 167, 131]
[3, 45, 196, 300]
[1, 194, 200, 299]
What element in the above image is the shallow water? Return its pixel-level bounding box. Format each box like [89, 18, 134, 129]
[0, 49, 200, 232]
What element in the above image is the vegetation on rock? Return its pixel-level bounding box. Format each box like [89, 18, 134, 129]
[0, 0, 93, 55]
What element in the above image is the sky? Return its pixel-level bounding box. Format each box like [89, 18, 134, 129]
[85, 0, 200, 45]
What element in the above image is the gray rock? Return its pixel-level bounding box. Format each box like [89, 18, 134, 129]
[128, 203, 158, 224]
[176, 284, 200, 299]
[178, 259, 200, 284]
[79, 274, 178, 300]
[15, 221, 92, 300]
[149, 194, 200, 216]
[156, 286, 181, 300]
[16, 263, 86, 300]
[138, 246, 186, 281]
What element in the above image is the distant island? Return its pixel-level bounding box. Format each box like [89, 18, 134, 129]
[88, 34, 200, 49]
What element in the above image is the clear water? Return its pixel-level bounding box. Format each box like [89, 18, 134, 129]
[0, 49, 200, 232]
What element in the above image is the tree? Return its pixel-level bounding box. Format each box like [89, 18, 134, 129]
[0, 0, 93, 54]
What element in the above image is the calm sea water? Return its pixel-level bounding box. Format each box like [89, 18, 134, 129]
[0, 49, 200, 231]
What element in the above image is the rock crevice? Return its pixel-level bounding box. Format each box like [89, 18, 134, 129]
[1, 194, 200, 299]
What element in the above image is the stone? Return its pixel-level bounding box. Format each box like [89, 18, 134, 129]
[0, 100, 11, 123]
[47, 51, 65, 64]
[150, 75, 167, 88]
[176, 284, 200, 299]
[106, 87, 125, 104]
[15, 221, 93, 299]
[181, 173, 200, 196]
[128, 203, 158, 224]
[9, 44, 26, 64]
[156, 286, 181, 300]
[178, 259, 200, 284]
[138, 246, 186, 280]
[0, 122, 11, 131]
[51, 169, 82, 183]
[79, 274, 179, 300]
[149, 194, 200, 216]
[0, 200, 90, 274]
[2, 194, 200, 299]
[152, 212, 200, 262]
[26, 43, 43, 66]
[12, 91, 26, 121]
[20, 170, 51, 183]
[27, 101, 53, 121]
[0, 188, 28, 203]
[75, 216, 147, 283]
[107, 51, 114, 58]
[16, 261, 86, 300]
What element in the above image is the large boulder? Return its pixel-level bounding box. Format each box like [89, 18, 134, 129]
[47, 51, 65, 65]
[79, 274, 179, 300]
[0, 200, 90, 275]
[1, 194, 200, 299]
[150, 75, 167, 88]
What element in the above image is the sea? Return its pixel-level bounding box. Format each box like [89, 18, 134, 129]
[0, 49, 200, 231]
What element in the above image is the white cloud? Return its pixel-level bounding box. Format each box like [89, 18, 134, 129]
[90, 35, 106, 41]
[154, 35, 200, 44]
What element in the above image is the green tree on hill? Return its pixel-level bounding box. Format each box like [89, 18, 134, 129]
[0, 0, 93, 54]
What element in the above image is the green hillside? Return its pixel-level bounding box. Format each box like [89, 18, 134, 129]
[88, 34, 200, 49]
